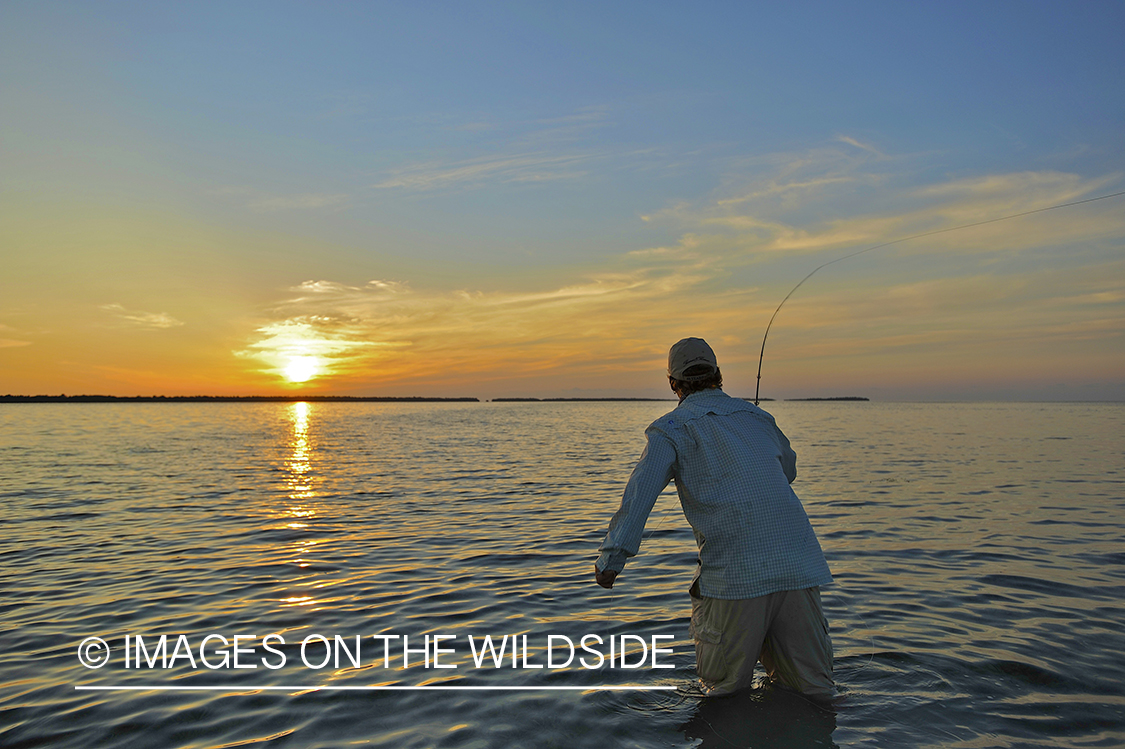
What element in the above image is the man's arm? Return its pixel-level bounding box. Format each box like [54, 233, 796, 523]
[773, 423, 798, 484]
[594, 429, 676, 588]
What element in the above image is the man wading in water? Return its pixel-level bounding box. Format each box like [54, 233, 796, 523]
[594, 337, 835, 701]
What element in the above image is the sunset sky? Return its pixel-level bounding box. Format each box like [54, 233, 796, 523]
[2, 2, 1123, 400]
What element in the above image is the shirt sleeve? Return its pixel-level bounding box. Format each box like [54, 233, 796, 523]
[774, 423, 798, 484]
[595, 428, 676, 573]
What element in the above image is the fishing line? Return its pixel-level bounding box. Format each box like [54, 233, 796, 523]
[753, 188, 1125, 404]
[640, 491, 677, 544]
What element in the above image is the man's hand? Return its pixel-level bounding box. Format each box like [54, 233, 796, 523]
[594, 565, 618, 589]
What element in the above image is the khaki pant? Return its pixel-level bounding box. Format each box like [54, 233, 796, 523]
[690, 586, 834, 700]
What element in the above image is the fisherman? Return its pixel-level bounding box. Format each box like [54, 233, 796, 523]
[594, 337, 835, 701]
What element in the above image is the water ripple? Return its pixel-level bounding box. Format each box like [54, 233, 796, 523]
[1, 401, 1123, 747]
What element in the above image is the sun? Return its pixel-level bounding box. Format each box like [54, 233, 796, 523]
[283, 356, 320, 383]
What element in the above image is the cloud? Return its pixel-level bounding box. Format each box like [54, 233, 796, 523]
[364, 107, 659, 194]
[371, 152, 594, 191]
[100, 304, 184, 329]
[645, 144, 1125, 262]
[237, 264, 726, 387]
[292, 280, 364, 295]
[0, 323, 31, 347]
[834, 135, 884, 156]
[714, 176, 856, 208]
[237, 143, 1125, 395]
[235, 319, 387, 378]
[644, 141, 892, 225]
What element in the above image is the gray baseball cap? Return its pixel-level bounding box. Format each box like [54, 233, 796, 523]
[668, 337, 718, 381]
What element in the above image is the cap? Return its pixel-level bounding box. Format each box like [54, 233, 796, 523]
[667, 337, 718, 381]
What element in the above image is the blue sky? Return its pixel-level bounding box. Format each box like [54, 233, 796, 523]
[2, 1, 1123, 398]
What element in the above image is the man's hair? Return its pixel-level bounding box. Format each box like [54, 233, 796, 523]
[671, 365, 722, 397]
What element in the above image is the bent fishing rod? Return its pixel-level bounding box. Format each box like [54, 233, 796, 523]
[753, 189, 1125, 405]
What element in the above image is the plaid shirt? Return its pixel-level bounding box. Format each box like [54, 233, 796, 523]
[596, 388, 832, 599]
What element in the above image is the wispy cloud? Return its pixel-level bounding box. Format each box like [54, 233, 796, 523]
[713, 176, 856, 208]
[368, 106, 616, 192]
[235, 319, 387, 379]
[781, 171, 1125, 255]
[645, 142, 1125, 261]
[758, 259, 1125, 361]
[441, 106, 609, 138]
[834, 134, 884, 156]
[645, 140, 891, 223]
[237, 264, 722, 386]
[0, 323, 32, 348]
[238, 143, 1125, 395]
[371, 152, 595, 191]
[100, 304, 184, 329]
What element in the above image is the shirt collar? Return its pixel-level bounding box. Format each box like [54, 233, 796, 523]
[680, 387, 726, 404]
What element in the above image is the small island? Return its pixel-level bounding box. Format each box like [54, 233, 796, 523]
[490, 397, 672, 402]
[784, 396, 869, 401]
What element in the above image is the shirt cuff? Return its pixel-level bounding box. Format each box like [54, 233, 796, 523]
[595, 550, 630, 573]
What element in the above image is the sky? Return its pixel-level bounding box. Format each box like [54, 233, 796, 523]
[2, 1, 1123, 400]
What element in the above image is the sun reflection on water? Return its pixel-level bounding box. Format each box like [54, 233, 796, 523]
[278, 401, 329, 607]
[285, 401, 314, 505]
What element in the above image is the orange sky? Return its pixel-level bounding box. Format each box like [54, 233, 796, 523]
[2, 5, 1123, 400]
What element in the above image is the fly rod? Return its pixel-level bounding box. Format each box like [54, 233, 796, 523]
[753, 189, 1125, 405]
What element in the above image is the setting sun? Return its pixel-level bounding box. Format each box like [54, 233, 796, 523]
[284, 356, 319, 383]
[1, 3, 1121, 404]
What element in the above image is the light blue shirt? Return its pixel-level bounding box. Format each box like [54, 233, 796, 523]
[596, 388, 832, 599]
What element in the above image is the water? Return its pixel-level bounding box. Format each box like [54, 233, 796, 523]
[2, 400, 1123, 748]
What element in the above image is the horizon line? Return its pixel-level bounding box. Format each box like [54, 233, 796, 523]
[2, 394, 873, 404]
[75, 684, 678, 692]
[4, 394, 1123, 404]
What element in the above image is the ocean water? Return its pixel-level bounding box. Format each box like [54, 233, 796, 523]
[1, 400, 1123, 748]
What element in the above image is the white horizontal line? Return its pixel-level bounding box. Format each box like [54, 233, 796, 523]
[75, 685, 676, 692]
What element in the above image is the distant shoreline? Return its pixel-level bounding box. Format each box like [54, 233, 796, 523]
[0, 395, 480, 403]
[490, 397, 673, 402]
[0, 394, 870, 404]
[784, 396, 869, 402]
